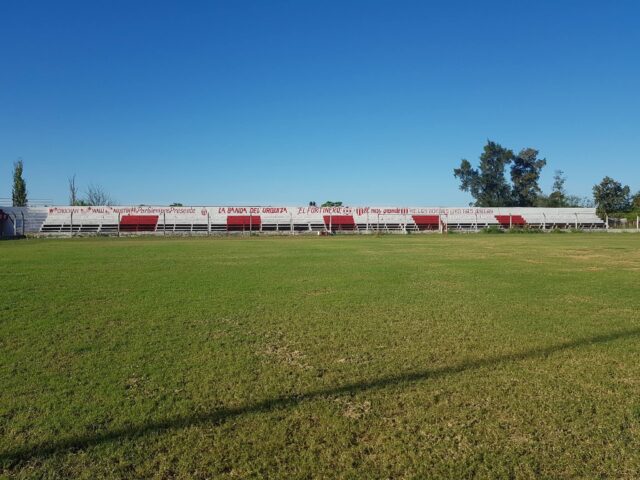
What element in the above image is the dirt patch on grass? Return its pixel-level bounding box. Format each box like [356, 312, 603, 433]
[261, 338, 311, 370]
[523, 258, 546, 265]
[335, 397, 372, 419]
[562, 254, 607, 262]
[262, 344, 311, 370]
[562, 294, 594, 304]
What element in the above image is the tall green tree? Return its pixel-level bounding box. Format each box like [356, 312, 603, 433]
[454, 140, 515, 207]
[565, 195, 594, 208]
[592, 176, 631, 215]
[547, 170, 567, 207]
[632, 192, 640, 209]
[510, 148, 546, 206]
[12, 159, 28, 207]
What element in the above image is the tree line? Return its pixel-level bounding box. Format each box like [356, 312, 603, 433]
[454, 140, 639, 216]
[8, 160, 114, 207]
[8, 151, 639, 217]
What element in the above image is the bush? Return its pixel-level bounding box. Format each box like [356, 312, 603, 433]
[507, 227, 544, 234]
[608, 209, 640, 223]
[481, 226, 504, 234]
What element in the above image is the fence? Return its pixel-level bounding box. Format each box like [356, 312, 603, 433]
[0, 198, 54, 207]
[606, 215, 640, 231]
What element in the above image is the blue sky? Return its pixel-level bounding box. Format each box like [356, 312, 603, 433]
[1, 0, 638, 206]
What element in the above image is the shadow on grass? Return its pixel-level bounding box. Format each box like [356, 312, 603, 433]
[3, 327, 640, 466]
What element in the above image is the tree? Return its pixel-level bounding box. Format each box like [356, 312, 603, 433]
[85, 184, 114, 206]
[632, 192, 640, 209]
[454, 140, 514, 207]
[12, 159, 28, 206]
[308, 201, 317, 207]
[321, 201, 342, 207]
[169, 203, 183, 207]
[546, 170, 567, 207]
[592, 176, 631, 215]
[68, 175, 79, 206]
[565, 195, 594, 208]
[510, 148, 546, 206]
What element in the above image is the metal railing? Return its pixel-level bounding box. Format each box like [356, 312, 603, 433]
[0, 198, 55, 207]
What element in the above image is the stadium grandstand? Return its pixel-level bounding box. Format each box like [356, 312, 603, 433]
[0, 205, 606, 237]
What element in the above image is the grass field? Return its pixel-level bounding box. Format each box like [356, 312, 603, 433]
[1, 234, 639, 478]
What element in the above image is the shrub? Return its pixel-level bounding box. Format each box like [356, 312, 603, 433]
[507, 227, 544, 234]
[481, 226, 504, 234]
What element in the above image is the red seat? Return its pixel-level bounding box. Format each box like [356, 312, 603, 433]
[494, 215, 526, 226]
[120, 215, 158, 232]
[412, 215, 441, 230]
[227, 215, 261, 231]
[323, 215, 356, 230]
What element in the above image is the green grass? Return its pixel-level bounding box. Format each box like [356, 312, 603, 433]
[1, 234, 639, 479]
